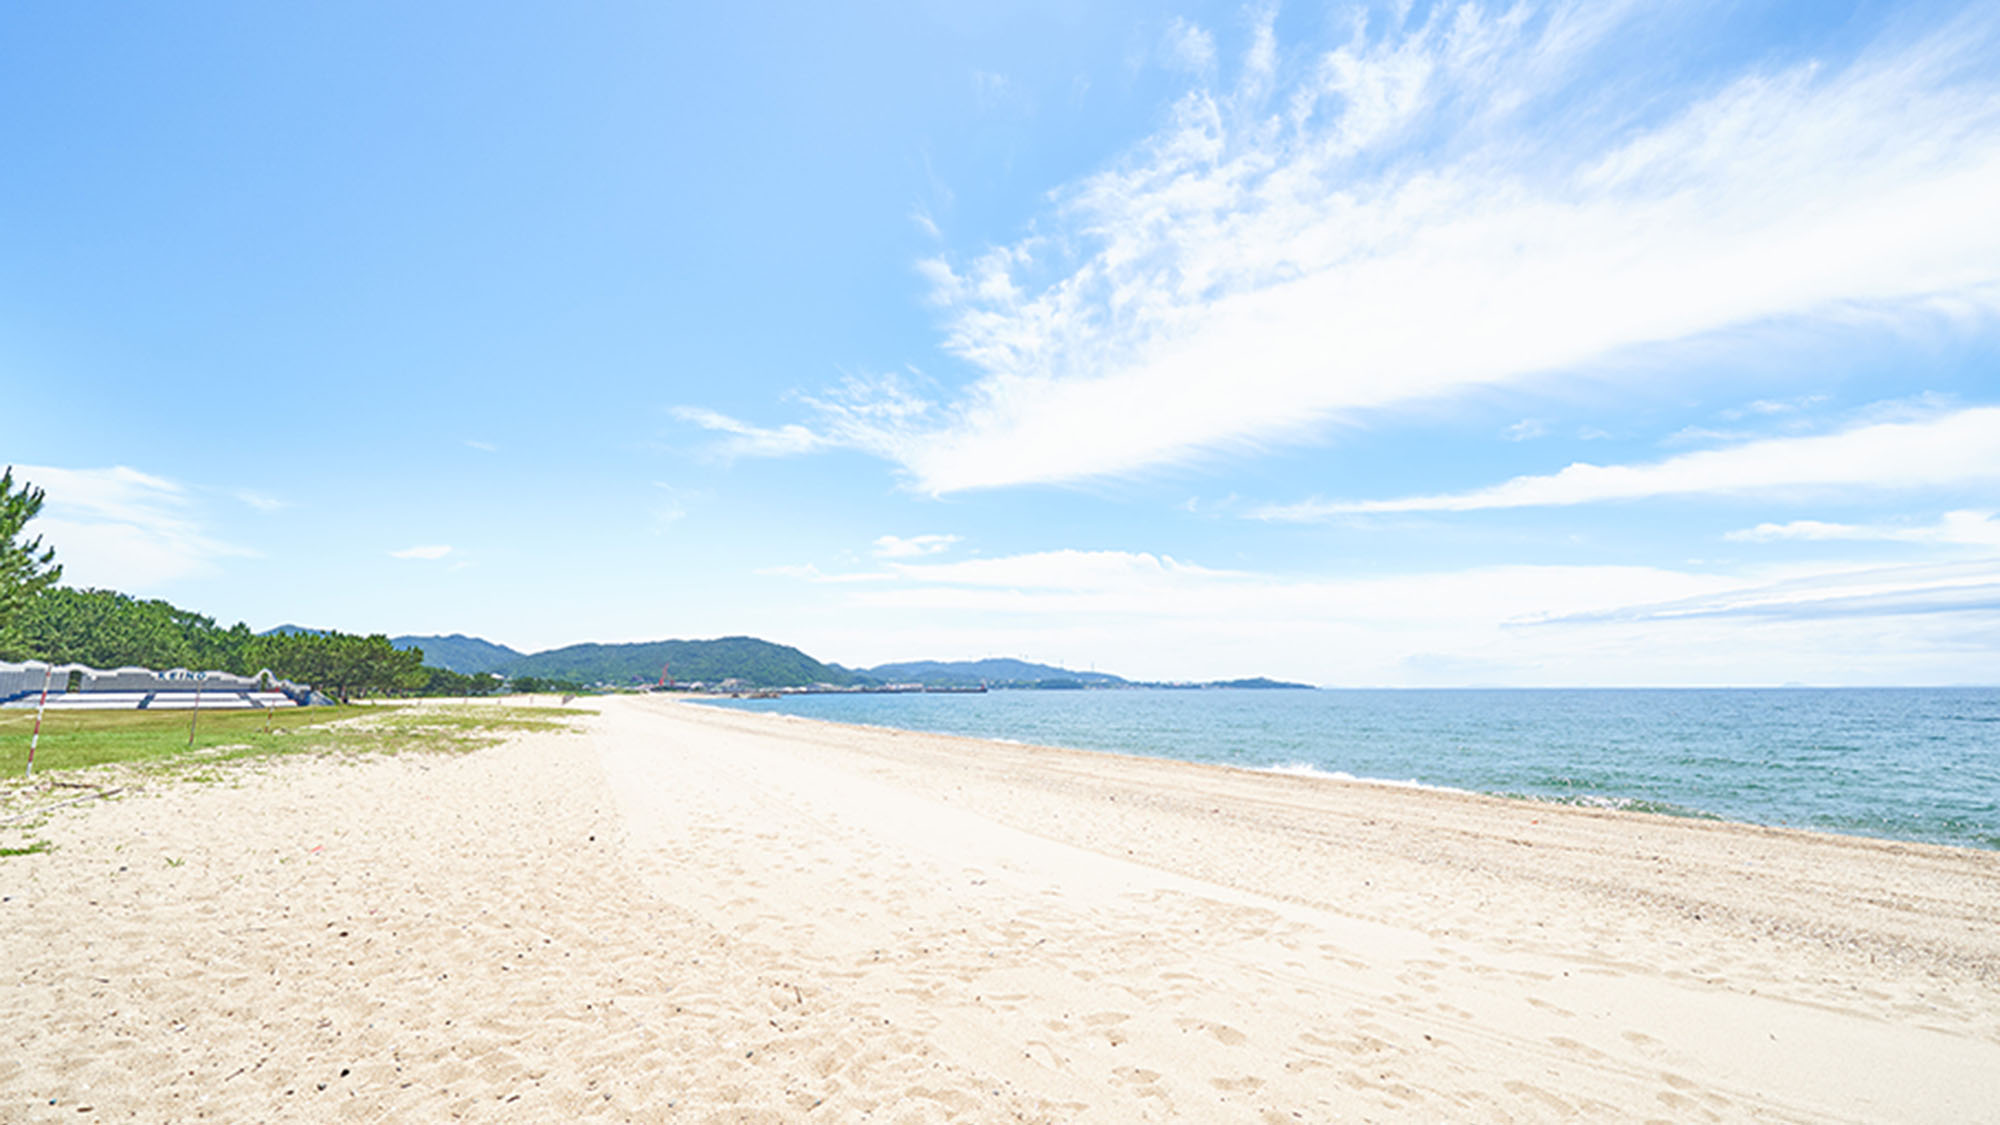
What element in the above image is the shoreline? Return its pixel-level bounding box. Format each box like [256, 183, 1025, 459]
[681, 695, 2000, 883]
[618, 697, 2000, 1118]
[692, 695, 1999, 857]
[4, 694, 1997, 1121]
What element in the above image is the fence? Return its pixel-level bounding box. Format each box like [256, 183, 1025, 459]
[0, 662, 323, 710]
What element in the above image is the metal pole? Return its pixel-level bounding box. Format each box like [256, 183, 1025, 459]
[187, 677, 203, 748]
[26, 664, 53, 777]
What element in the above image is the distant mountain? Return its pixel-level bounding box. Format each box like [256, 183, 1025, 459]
[865, 658, 1127, 688]
[392, 633, 524, 675]
[865, 659, 1315, 690]
[504, 636, 863, 688]
[260, 624, 330, 637]
[367, 628, 1307, 692]
[1181, 676, 1316, 690]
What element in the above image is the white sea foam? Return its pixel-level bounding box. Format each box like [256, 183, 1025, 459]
[1256, 761, 1461, 794]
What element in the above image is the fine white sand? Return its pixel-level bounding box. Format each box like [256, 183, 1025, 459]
[3, 694, 1997, 1122]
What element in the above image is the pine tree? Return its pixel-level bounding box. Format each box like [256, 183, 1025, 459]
[0, 467, 62, 640]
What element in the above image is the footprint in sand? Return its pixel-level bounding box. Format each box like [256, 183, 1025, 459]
[1021, 1040, 1067, 1071]
[1545, 1036, 1609, 1061]
[1175, 1018, 1248, 1046]
[1525, 996, 1575, 1018]
[1210, 1074, 1265, 1093]
[1081, 1011, 1132, 1045]
[1504, 1080, 1574, 1114]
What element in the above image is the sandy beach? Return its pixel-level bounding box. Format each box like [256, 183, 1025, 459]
[4, 694, 1998, 1122]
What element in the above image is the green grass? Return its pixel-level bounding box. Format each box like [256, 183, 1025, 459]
[0, 703, 583, 777]
[0, 840, 52, 857]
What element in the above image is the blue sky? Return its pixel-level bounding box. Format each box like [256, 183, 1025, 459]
[5, 0, 1998, 685]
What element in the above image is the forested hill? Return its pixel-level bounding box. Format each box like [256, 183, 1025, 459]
[391, 633, 523, 675]
[864, 658, 1126, 687]
[501, 636, 862, 688]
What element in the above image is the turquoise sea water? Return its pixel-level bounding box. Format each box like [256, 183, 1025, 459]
[707, 688, 2000, 851]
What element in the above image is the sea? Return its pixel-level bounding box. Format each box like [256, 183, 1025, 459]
[707, 687, 2000, 851]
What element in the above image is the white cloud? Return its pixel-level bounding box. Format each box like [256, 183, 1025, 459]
[1164, 17, 1216, 75]
[755, 562, 893, 583]
[1721, 395, 1828, 421]
[233, 489, 287, 512]
[1728, 509, 2000, 547]
[971, 70, 1024, 114]
[1504, 418, 1548, 442]
[1533, 558, 2000, 625]
[776, 546, 2000, 684]
[465, 439, 498, 453]
[390, 545, 452, 560]
[883, 549, 1244, 592]
[756, 563, 826, 580]
[719, 3, 2000, 493]
[872, 533, 960, 558]
[649, 482, 704, 529]
[852, 549, 1697, 622]
[11, 464, 250, 589]
[1660, 425, 1758, 448]
[671, 406, 834, 459]
[1256, 406, 2000, 518]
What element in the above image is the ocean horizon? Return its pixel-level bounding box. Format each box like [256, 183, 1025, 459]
[708, 686, 2000, 852]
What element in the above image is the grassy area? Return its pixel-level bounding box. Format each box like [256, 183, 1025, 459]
[0, 702, 583, 777]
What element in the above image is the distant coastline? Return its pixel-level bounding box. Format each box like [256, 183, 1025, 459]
[389, 632, 1313, 693]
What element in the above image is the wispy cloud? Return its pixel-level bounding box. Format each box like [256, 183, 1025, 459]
[671, 406, 834, 459]
[971, 70, 1027, 114]
[390, 544, 452, 560]
[754, 562, 893, 584]
[649, 482, 702, 529]
[840, 550, 1694, 624]
[1532, 559, 2000, 625]
[872, 533, 960, 558]
[1728, 510, 2000, 547]
[707, 2, 2000, 493]
[1503, 419, 1549, 442]
[1163, 16, 1216, 75]
[881, 549, 1246, 593]
[1255, 406, 2000, 518]
[775, 546, 2000, 684]
[755, 563, 826, 580]
[233, 489, 287, 512]
[465, 439, 498, 453]
[12, 464, 250, 588]
[1720, 395, 1828, 421]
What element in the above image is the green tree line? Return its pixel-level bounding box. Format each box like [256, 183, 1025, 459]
[1, 467, 556, 700]
[0, 468, 479, 700]
[0, 587, 490, 701]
